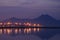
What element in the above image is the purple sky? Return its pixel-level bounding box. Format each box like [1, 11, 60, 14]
[0, 0, 60, 20]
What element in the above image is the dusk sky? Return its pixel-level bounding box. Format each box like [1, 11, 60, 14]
[0, 0, 60, 20]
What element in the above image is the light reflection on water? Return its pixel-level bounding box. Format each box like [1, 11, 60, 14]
[0, 28, 41, 34]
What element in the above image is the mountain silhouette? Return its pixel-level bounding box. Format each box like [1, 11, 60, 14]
[3, 17, 20, 22]
[2, 15, 60, 27]
[3, 17, 31, 23]
[33, 15, 60, 27]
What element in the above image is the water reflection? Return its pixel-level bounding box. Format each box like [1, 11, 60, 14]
[7, 29, 12, 34]
[0, 28, 41, 34]
[0, 29, 2, 34]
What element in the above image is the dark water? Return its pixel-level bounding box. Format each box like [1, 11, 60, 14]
[0, 28, 60, 40]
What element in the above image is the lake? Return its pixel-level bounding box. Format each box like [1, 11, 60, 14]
[0, 27, 60, 40]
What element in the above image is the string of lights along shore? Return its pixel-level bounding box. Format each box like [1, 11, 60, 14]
[0, 22, 42, 27]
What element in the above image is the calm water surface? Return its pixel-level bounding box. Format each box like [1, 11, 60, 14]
[0, 27, 60, 40]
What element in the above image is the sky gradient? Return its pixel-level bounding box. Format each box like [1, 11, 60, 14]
[0, 0, 60, 20]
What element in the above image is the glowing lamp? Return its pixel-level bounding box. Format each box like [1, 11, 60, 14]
[15, 22, 18, 25]
[0, 23, 3, 25]
[37, 24, 40, 27]
[28, 24, 31, 26]
[7, 22, 12, 25]
[33, 24, 36, 27]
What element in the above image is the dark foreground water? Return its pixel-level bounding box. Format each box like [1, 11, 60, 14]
[0, 28, 60, 40]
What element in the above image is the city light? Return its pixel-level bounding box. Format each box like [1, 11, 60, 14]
[19, 23, 21, 25]
[37, 24, 40, 27]
[15, 22, 19, 25]
[33, 24, 37, 27]
[24, 22, 32, 26]
[0, 22, 3, 25]
[0, 22, 42, 27]
[7, 22, 12, 25]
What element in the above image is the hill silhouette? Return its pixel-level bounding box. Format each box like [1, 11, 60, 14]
[3, 17, 31, 23]
[2, 15, 60, 27]
[33, 15, 60, 27]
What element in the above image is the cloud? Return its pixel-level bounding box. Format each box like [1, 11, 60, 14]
[0, 0, 60, 8]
